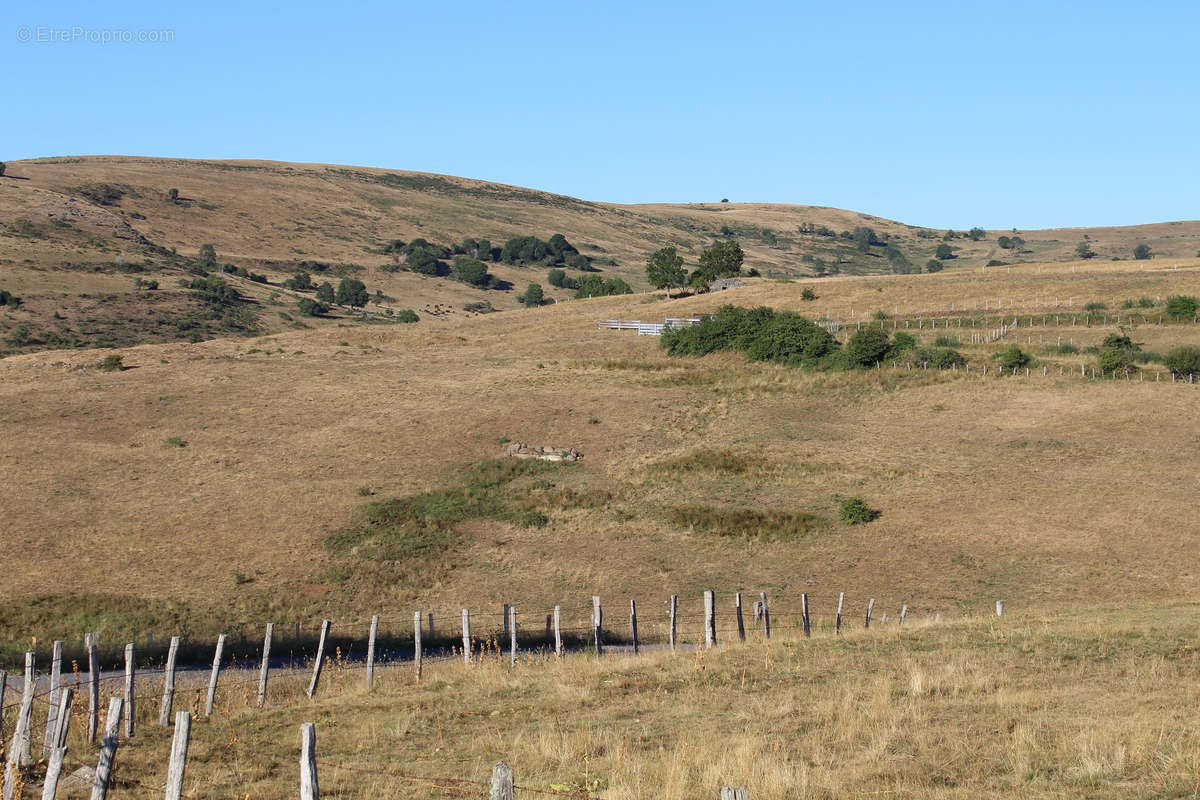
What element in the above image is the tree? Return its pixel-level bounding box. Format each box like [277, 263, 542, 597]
[1165, 295, 1198, 320]
[645, 246, 687, 297]
[519, 283, 544, 306]
[574, 276, 633, 299]
[167, 188, 179, 203]
[694, 240, 745, 285]
[968, 227, 986, 241]
[547, 268, 567, 288]
[547, 233, 578, 260]
[926, 259, 944, 273]
[935, 244, 955, 260]
[0, 162, 6, 178]
[997, 345, 1032, 370]
[997, 236, 1013, 249]
[1011, 236, 1026, 251]
[316, 282, 335, 303]
[336, 278, 368, 308]
[284, 271, 313, 291]
[852, 226, 879, 253]
[1133, 243, 1153, 260]
[197, 243, 217, 268]
[452, 256, 491, 287]
[1075, 241, 1096, 259]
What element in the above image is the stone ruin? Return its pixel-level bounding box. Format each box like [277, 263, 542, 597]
[505, 442, 582, 462]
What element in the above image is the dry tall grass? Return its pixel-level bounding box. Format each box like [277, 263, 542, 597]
[4, 604, 1198, 798]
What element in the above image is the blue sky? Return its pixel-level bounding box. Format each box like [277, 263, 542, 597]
[4, 1, 1198, 228]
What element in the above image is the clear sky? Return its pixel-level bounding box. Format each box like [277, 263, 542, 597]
[4, 1, 1198, 229]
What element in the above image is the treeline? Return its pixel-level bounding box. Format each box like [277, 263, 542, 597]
[379, 232, 593, 290]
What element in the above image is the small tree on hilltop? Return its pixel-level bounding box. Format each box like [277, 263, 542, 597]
[646, 246, 687, 298]
[336, 278, 368, 308]
[968, 227, 986, 241]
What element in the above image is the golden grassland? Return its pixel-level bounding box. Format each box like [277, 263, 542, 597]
[5, 604, 1200, 798]
[1, 259, 1199, 652]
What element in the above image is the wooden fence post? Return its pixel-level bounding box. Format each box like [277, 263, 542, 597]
[899, 604, 908, 627]
[462, 609, 472, 667]
[257, 623, 274, 707]
[86, 632, 100, 744]
[164, 711, 192, 800]
[45, 691, 73, 800]
[16, 651, 36, 765]
[89, 696, 124, 800]
[669, 595, 678, 652]
[630, 600, 639, 654]
[704, 590, 716, 649]
[490, 761, 514, 800]
[0, 670, 6, 741]
[735, 593, 746, 641]
[801, 593, 811, 638]
[995, 600, 1004, 617]
[721, 789, 748, 800]
[306, 619, 331, 700]
[592, 596, 603, 657]
[553, 606, 563, 659]
[43, 640, 63, 757]
[508, 606, 518, 667]
[205, 634, 225, 718]
[865, 598, 875, 629]
[414, 612, 423, 680]
[759, 592, 771, 639]
[123, 643, 135, 738]
[366, 615, 378, 691]
[835, 593, 844, 635]
[299, 723, 318, 800]
[159, 636, 179, 727]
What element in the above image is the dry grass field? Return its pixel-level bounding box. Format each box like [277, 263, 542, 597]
[5, 604, 1200, 799]
[3, 157, 1200, 798]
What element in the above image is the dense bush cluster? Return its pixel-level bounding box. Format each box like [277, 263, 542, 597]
[574, 275, 632, 298]
[661, 306, 966, 372]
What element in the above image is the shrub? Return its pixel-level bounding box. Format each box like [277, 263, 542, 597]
[1075, 241, 1096, 259]
[100, 354, 124, 372]
[164, 436, 188, 448]
[997, 345, 1033, 369]
[316, 282, 335, 303]
[0, 162, 6, 178]
[934, 335, 960, 347]
[0, 290, 23, 308]
[801, 287, 816, 301]
[298, 298, 328, 316]
[519, 283, 545, 306]
[395, 309, 419, 323]
[284, 271, 313, 291]
[166, 188, 178, 202]
[845, 326, 892, 367]
[197, 243, 217, 268]
[1133, 243, 1153, 260]
[547, 268, 568, 288]
[742, 312, 838, 367]
[1044, 342, 1079, 355]
[1082, 301, 1107, 312]
[1165, 295, 1198, 320]
[911, 346, 966, 369]
[1099, 346, 1138, 376]
[839, 497, 878, 525]
[886, 332, 917, 358]
[452, 256, 491, 287]
[925, 259, 944, 272]
[574, 275, 632, 299]
[1163, 345, 1200, 378]
[935, 244, 955, 260]
[968, 227, 986, 241]
[188, 276, 240, 306]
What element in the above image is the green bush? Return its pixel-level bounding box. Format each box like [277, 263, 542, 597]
[298, 298, 328, 317]
[452, 256, 491, 287]
[934, 335, 960, 347]
[395, 309, 419, 323]
[839, 497, 878, 525]
[316, 282, 335, 303]
[1163, 345, 1200, 378]
[844, 326, 892, 367]
[1044, 342, 1079, 355]
[886, 332, 917, 358]
[1165, 295, 1198, 320]
[997, 345, 1033, 369]
[1082, 301, 1107, 312]
[925, 259, 944, 273]
[335, 278, 369, 308]
[911, 346, 966, 369]
[801, 287, 816, 301]
[0, 290, 23, 308]
[284, 271, 313, 291]
[519, 283, 545, 306]
[573, 275, 632, 299]
[744, 312, 839, 367]
[100, 354, 124, 372]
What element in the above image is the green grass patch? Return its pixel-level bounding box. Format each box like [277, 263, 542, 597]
[662, 505, 822, 540]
